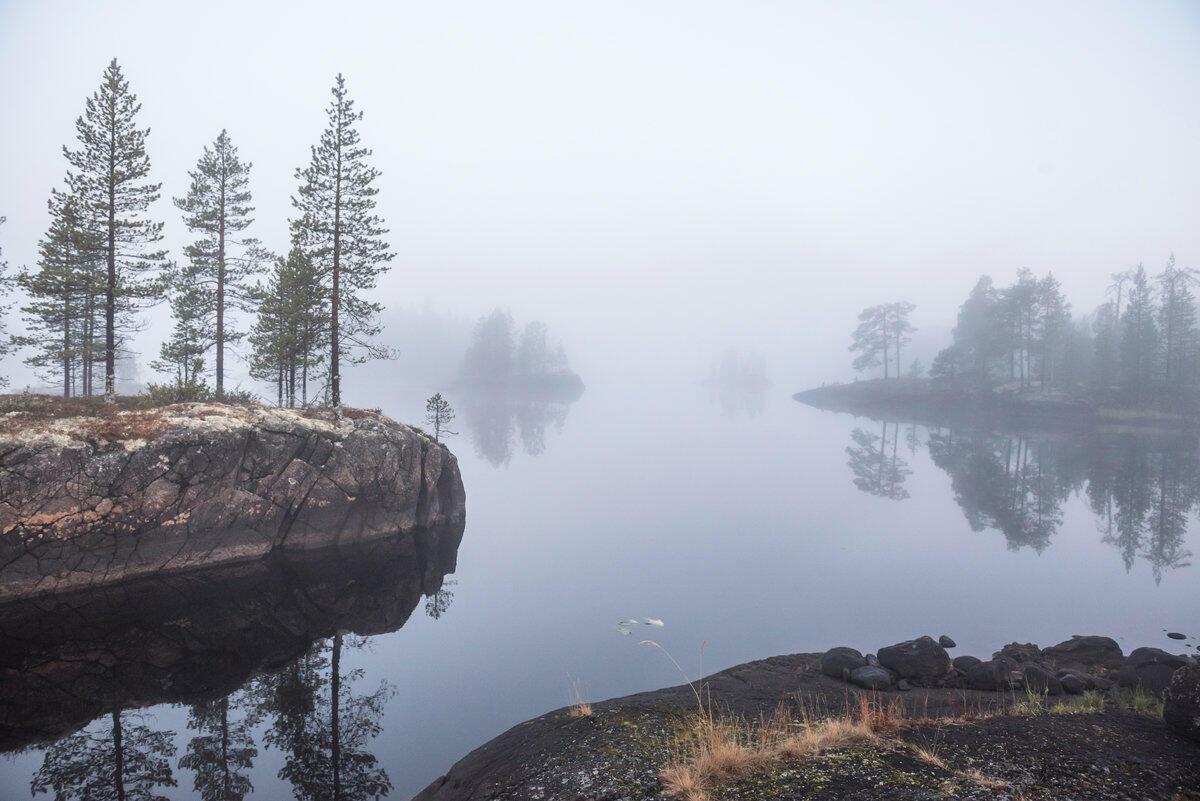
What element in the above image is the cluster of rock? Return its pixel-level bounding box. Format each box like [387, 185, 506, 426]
[820, 634, 1199, 742]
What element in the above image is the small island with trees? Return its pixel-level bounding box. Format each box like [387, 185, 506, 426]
[797, 260, 1200, 430]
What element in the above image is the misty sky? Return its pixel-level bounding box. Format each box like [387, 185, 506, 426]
[1, 1, 1198, 388]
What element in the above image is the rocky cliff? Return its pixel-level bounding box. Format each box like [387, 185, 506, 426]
[0, 401, 466, 600]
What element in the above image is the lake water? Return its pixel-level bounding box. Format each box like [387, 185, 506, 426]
[1, 380, 1196, 800]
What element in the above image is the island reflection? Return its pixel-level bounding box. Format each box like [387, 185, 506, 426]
[0, 529, 460, 800]
[844, 422, 1195, 581]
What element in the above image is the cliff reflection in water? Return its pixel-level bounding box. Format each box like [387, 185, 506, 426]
[845, 423, 1195, 581]
[0, 528, 460, 800]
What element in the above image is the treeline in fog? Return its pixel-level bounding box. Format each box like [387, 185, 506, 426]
[928, 259, 1200, 407]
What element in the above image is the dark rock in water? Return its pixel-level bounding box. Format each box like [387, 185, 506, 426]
[1059, 674, 1087, 695]
[849, 665, 894, 691]
[953, 655, 982, 672]
[0, 404, 467, 601]
[1042, 635, 1124, 674]
[821, 647, 866, 679]
[1022, 664, 1063, 696]
[938, 635, 956, 648]
[1167, 632, 1186, 641]
[1164, 664, 1200, 742]
[1117, 648, 1194, 695]
[995, 642, 1044, 666]
[965, 657, 1021, 691]
[877, 636, 951, 683]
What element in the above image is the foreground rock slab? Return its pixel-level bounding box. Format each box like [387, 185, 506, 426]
[0, 402, 466, 600]
[416, 653, 1200, 801]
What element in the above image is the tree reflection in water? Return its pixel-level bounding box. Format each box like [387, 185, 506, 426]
[847, 423, 1195, 580]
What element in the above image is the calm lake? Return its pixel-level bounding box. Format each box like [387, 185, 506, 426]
[1, 380, 1196, 799]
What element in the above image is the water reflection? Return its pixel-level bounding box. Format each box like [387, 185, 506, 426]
[846, 422, 912, 500]
[0, 528, 460, 799]
[460, 382, 583, 467]
[846, 423, 1196, 580]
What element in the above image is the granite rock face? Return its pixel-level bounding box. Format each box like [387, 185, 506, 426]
[1164, 663, 1200, 742]
[0, 403, 466, 600]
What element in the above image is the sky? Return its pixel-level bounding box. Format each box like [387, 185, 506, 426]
[1, 0, 1198, 390]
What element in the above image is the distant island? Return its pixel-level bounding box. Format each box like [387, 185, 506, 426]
[801, 261, 1200, 430]
[455, 308, 585, 400]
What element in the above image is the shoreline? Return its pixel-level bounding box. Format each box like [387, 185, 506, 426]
[417, 635, 1198, 801]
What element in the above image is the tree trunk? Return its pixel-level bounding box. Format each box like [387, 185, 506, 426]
[216, 168, 226, 399]
[331, 633, 343, 801]
[105, 124, 117, 402]
[112, 709, 125, 801]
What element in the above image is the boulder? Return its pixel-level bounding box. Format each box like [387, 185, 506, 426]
[1041, 635, 1123, 674]
[1022, 664, 1063, 696]
[965, 657, 1021, 691]
[994, 642, 1044, 666]
[1167, 632, 1186, 641]
[952, 655, 982, 672]
[849, 665, 894, 691]
[1117, 648, 1194, 695]
[877, 636, 951, 683]
[820, 647, 866, 679]
[0, 404, 467, 601]
[938, 635, 957, 648]
[1059, 673, 1087, 695]
[1163, 663, 1200, 743]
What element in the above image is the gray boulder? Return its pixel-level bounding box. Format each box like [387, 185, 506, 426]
[877, 636, 951, 683]
[952, 655, 982, 672]
[1058, 673, 1087, 695]
[938, 635, 957, 648]
[820, 647, 866, 679]
[849, 665, 894, 691]
[1041, 635, 1123, 674]
[1022, 664, 1063, 696]
[1163, 663, 1200, 742]
[1117, 647, 1194, 695]
[965, 657, 1021, 691]
[994, 642, 1044, 666]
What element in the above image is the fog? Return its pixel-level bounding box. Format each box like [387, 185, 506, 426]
[1, 0, 1199, 395]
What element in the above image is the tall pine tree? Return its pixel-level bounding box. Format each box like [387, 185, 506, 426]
[173, 130, 264, 398]
[248, 248, 327, 407]
[63, 58, 165, 400]
[291, 74, 393, 407]
[0, 217, 13, 389]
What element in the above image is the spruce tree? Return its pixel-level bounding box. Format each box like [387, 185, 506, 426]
[150, 259, 211, 385]
[16, 194, 96, 395]
[174, 130, 263, 398]
[291, 74, 393, 407]
[63, 58, 165, 400]
[248, 249, 327, 407]
[1119, 265, 1159, 399]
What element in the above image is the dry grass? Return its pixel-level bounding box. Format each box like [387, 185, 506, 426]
[958, 767, 1010, 790]
[660, 693, 904, 801]
[909, 742, 947, 770]
[567, 676, 593, 718]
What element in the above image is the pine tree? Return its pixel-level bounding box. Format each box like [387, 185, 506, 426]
[0, 217, 13, 389]
[1156, 254, 1198, 398]
[425, 393, 457, 442]
[849, 304, 888, 377]
[174, 130, 264, 398]
[291, 74, 393, 407]
[63, 59, 166, 400]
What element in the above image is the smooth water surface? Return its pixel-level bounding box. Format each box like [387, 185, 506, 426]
[1, 380, 1195, 799]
